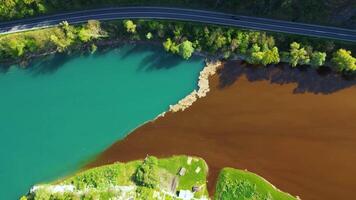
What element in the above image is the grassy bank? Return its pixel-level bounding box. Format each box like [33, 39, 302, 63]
[22, 155, 299, 200]
[215, 168, 297, 200]
[22, 155, 209, 200]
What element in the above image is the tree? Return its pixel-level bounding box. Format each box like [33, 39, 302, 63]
[237, 32, 249, 54]
[248, 44, 280, 66]
[163, 38, 173, 52]
[49, 21, 76, 51]
[123, 20, 136, 33]
[179, 40, 195, 60]
[78, 28, 91, 42]
[261, 47, 280, 66]
[173, 24, 184, 40]
[78, 20, 104, 42]
[146, 32, 153, 40]
[50, 34, 70, 52]
[0, 0, 46, 20]
[7, 38, 26, 57]
[134, 156, 159, 188]
[289, 42, 310, 67]
[249, 44, 264, 64]
[332, 49, 356, 72]
[163, 38, 178, 54]
[310, 51, 326, 68]
[214, 35, 227, 50]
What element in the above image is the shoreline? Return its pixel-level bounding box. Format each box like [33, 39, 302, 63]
[168, 60, 221, 113]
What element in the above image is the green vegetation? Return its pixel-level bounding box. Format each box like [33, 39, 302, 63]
[123, 20, 137, 33]
[1, 0, 354, 28]
[163, 38, 194, 60]
[215, 168, 297, 200]
[332, 49, 356, 72]
[288, 42, 311, 67]
[134, 156, 159, 188]
[22, 155, 209, 200]
[0, 0, 46, 20]
[22, 156, 300, 200]
[1, 19, 355, 73]
[0, 20, 105, 62]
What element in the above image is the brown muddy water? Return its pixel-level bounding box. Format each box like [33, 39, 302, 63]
[89, 61, 356, 200]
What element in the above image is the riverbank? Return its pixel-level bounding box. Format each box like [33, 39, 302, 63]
[89, 60, 356, 200]
[23, 155, 210, 200]
[1, 19, 355, 74]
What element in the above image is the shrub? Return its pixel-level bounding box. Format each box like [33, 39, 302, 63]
[332, 49, 356, 72]
[133, 156, 159, 188]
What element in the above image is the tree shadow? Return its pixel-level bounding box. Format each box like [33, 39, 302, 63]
[218, 60, 356, 94]
[119, 44, 154, 60]
[0, 44, 196, 77]
[0, 63, 11, 73]
[0, 53, 76, 76]
[26, 53, 77, 76]
[138, 51, 184, 71]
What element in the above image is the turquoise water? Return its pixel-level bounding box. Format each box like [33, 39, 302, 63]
[0, 45, 204, 199]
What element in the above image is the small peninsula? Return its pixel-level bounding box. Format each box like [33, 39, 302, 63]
[21, 155, 297, 200]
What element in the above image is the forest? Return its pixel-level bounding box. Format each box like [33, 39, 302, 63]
[1, 0, 355, 28]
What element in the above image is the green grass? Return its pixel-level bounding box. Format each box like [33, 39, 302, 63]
[62, 160, 141, 189]
[215, 168, 298, 200]
[23, 156, 302, 200]
[157, 156, 209, 197]
[24, 155, 209, 200]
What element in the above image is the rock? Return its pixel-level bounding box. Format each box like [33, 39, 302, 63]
[169, 61, 221, 112]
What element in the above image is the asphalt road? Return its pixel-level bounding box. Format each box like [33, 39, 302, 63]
[0, 7, 355, 42]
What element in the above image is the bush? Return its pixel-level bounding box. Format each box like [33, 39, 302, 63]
[332, 49, 356, 72]
[133, 156, 159, 188]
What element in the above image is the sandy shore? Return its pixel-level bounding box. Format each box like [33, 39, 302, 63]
[89, 61, 356, 200]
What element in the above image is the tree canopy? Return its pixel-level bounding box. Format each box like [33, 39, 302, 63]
[332, 49, 356, 72]
[289, 42, 310, 67]
[134, 156, 159, 188]
[123, 20, 137, 33]
[248, 44, 280, 66]
[179, 40, 195, 60]
[310, 51, 327, 68]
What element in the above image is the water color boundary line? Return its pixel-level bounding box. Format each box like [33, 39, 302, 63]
[168, 60, 222, 113]
[151, 60, 221, 122]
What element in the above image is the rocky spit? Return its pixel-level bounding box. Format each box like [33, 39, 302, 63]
[169, 60, 221, 112]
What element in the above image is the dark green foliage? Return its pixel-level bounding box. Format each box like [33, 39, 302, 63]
[1, 0, 354, 28]
[133, 156, 159, 188]
[310, 51, 327, 68]
[0, 0, 46, 20]
[332, 49, 356, 72]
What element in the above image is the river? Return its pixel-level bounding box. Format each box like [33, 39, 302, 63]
[0, 45, 204, 199]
